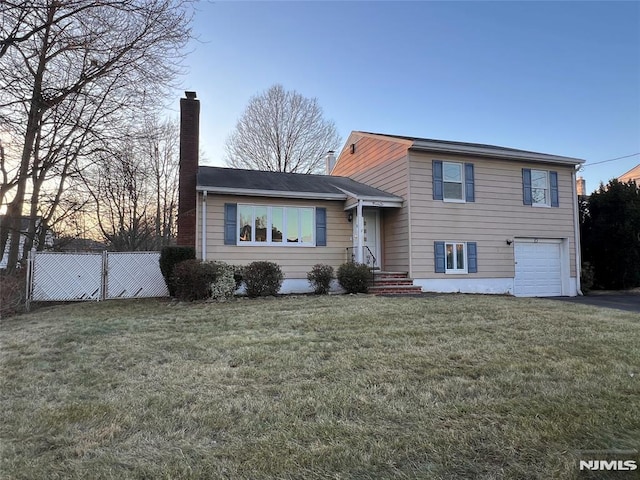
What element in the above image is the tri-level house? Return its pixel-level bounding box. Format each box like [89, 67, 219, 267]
[178, 92, 585, 296]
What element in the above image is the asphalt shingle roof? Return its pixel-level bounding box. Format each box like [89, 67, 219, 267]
[357, 131, 585, 164]
[197, 166, 401, 200]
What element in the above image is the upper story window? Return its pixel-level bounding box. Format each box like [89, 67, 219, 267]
[443, 162, 463, 201]
[238, 205, 314, 245]
[433, 160, 475, 203]
[523, 169, 559, 208]
[531, 170, 549, 206]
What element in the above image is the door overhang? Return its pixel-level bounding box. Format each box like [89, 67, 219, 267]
[344, 199, 403, 210]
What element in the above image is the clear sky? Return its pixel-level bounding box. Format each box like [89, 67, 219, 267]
[171, 1, 640, 194]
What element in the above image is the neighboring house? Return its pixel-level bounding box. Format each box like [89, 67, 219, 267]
[618, 164, 640, 185]
[0, 216, 54, 269]
[178, 92, 585, 296]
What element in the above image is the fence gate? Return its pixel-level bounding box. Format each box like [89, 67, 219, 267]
[27, 250, 169, 305]
[29, 252, 103, 302]
[105, 252, 169, 299]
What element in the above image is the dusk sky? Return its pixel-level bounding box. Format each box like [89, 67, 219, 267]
[171, 1, 640, 194]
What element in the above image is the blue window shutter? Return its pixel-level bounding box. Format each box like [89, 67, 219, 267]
[316, 207, 327, 246]
[434, 241, 445, 273]
[550, 171, 559, 207]
[224, 203, 237, 245]
[522, 169, 532, 205]
[467, 242, 477, 273]
[465, 163, 475, 202]
[433, 161, 443, 200]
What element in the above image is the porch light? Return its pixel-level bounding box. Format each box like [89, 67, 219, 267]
[347, 212, 353, 223]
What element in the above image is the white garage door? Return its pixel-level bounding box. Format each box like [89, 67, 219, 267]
[514, 240, 563, 297]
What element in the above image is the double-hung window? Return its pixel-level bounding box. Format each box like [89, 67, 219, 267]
[531, 170, 549, 206]
[237, 205, 315, 245]
[433, 160, 475, 202]
[443, 162, 464, 201]
[522, 169, 559, 207]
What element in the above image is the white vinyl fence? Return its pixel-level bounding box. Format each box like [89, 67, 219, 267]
[27, 251, 169, 305]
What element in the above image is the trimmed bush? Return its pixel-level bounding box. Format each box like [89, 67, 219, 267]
[160, 246, 196, 296]
[172, 259, 217, 301]
[209, 261, 238, 300]
[307, 264, 334, 294]
[337, 262, 370, 294]
[243, 261, 283, 298]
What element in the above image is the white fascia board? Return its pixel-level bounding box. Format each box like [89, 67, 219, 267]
[197, 185, 346, 200]
[344, 199, 403, 210]
[409, 142, 585, 166]
[334, 187, 403, 204]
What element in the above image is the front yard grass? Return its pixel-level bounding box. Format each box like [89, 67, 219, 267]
[1, 295, 638, 479]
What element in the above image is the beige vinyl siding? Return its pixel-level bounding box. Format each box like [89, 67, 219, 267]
[333, 133, 411, 272]
[409, 152, 578, 278]
[196, 194, 351, 279]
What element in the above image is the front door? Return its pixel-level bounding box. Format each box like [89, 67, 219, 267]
[352, 209, 380, 268]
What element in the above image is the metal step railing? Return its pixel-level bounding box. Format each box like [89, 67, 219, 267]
[346, 246, 377, 283]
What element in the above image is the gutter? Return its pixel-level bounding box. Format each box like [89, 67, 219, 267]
[201, 191, 207, 261]
[196, 185, 346, 201]
[571, 169, 583, 296]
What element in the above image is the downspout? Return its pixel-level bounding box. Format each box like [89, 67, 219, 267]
[357, 198, 364, 263]
[201, 190, 207, 261]
[572, 168, 583, 296]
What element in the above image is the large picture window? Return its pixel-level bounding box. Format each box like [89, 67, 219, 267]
[238, 205, 315, 245]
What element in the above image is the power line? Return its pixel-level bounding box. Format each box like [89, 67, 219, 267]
[582, 152, 640, 167]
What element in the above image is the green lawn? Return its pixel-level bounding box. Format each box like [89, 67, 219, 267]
[1, 295, 638, 479]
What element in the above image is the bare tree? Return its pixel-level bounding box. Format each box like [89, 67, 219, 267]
[82, 115, 179, 251]
[88, 143, 156, 251]
[225, 84, 342, 174]
[141, 116, 179, 247]
[0, 0, 193, 271]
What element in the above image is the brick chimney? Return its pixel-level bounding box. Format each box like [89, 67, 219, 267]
[577, 176, 586, 196]
[177, 91, 199, 246]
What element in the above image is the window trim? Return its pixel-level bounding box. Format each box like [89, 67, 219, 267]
[445, 241, 468, 274]
[531, 169, 551, 207]
[523, 168, 559, 207]
[434, 160, 475, 203]
[237, 204, 316, 247]
[442, 161, 465, 202]
[435, 241, 477, 274]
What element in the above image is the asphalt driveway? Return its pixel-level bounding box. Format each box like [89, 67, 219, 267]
[548, 293, 640, 314]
